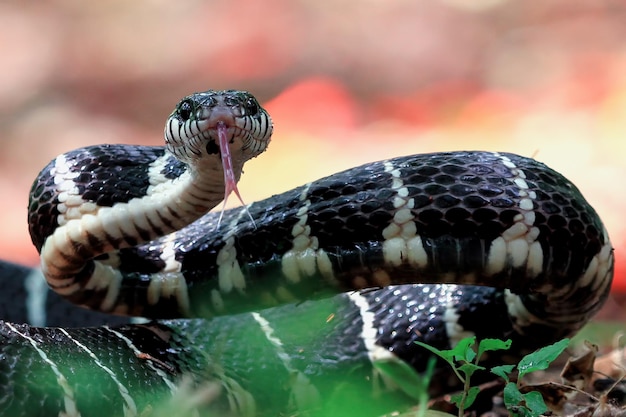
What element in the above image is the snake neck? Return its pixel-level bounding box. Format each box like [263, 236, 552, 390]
[38, 149, 244, 304]
[143, 152, 243, 231]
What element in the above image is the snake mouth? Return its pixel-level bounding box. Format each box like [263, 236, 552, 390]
[203, 123, 242, 156]
[202, 124, 267, 162]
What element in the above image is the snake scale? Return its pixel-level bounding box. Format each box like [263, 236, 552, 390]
[0, 90, 614, 417]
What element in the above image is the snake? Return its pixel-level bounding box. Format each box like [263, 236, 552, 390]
[0, 89, 614, 417]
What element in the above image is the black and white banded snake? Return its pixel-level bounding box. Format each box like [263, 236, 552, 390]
[0, 90, 614, 417]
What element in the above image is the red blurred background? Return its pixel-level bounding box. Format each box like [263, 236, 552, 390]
[1, 1, 625, 300]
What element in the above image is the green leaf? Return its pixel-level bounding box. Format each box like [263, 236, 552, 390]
[522, 391, 548, 417]
[452, 336, 477, 362]
[517, 338, 569, 379]
[463, 386, 481, 409]
[449, 392, 464, 408]
[414, 341, 453, 364]
[477, 338, 512, 358]
[490, 364, 515, 382]
[503, 382, 524, 409]
[414, 336, 477, 364]
[457, 363, 485, 378]
[450, 386, 481, 410]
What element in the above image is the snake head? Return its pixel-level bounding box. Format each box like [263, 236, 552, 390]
[164, 90, 272, 226]
[164, 90, 273, 167]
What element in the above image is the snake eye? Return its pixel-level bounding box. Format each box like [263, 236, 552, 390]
[244, 97, 259, 116]
[177, 99, 194, 121]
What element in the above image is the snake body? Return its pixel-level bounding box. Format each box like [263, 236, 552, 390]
[0, 90, 614, 417]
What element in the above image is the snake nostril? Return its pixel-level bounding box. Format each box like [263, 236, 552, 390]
[206, 140, 219, 155]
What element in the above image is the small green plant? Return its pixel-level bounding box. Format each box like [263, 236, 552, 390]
[493, 338, 570, 417]
[415, 337, 511, 417]
[415, 337, 570, 417]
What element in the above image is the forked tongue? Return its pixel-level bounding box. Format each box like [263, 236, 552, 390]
[217, 121, 255, 227]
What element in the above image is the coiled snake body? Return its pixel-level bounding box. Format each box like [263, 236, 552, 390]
[0, 90, 614, 417]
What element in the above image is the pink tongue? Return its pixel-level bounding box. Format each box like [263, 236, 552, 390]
[217, 122, 253, 226]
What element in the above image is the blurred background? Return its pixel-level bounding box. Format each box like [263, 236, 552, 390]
[1, 1, 625, 300]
